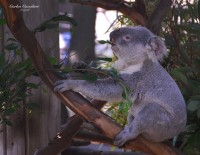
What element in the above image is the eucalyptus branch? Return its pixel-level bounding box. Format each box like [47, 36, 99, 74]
[70, 0, 146, 25]
[146, 0, 172, 34]
[134, 0, 148, 19]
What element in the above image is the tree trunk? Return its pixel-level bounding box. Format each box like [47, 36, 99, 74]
[69, 4, 96, 63]
[22, 0, 60, 154]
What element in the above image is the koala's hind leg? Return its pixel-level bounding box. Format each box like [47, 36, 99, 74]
[114, 103, 173, 146]
[114, 114, 141, 146]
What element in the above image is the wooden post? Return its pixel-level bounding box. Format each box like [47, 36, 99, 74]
[0, 1, 60, 155]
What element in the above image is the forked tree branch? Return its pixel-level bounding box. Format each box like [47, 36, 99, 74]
[134, 0, 148, 20]
[146, 0, 172, 34]
[62, 147, 142, 155]
[34, 100, 106, 155]
[70, 0, 147, 25]
[70, 0, 172, 34]
[0, 0, 182, 155]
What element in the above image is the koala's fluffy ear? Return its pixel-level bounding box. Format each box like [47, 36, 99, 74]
[146, 37, 168, 62]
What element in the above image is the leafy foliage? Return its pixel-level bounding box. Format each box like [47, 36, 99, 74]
[0, 18, 6, 25]
[160, 0, 200, 154]
[57, 56, 131, 125]
[34, 13, 77, 34]
[0, 39, 39, 126]
[0, 12, 77, 126]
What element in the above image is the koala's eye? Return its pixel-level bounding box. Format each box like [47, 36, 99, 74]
[123, 35, 131, 41]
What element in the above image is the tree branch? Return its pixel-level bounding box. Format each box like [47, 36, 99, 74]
[0, 1, 183, 155]
[33, 100, 107, 155]
[70, 0, 172, 34]
[134, 0, 148, 20]
[34, 115, 83, 155]
[76, 130, 113, 144]
[70, 0, 146, 25]
[146, 0, 173, 34]
[62, 147, 143, 155]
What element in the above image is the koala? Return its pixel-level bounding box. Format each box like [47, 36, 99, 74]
[54, 26, 187, 146]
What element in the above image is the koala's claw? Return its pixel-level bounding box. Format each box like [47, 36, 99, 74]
[54, 80, 64, 86]
[54, 86, 64, 92]
[54, 80, 67, 92]
[114, 130, 130, 146]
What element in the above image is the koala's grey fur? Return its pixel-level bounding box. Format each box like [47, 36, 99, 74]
[54, 26, 187, 146]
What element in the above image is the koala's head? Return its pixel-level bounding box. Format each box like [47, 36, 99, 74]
[109, 26, 167, 67]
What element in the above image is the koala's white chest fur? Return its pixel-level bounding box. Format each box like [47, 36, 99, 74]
[111, 56, 144, 74]
[119, 62, 144, 74]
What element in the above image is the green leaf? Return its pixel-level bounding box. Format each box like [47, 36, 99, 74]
[3, 119, 12, 126]
[0, 19, 6, 25]
[44, 22, 59, 29]
[187, 100, 200, 111]
[197, 109, 200, 118]
[6, 38, 17, 42]
[191, 95, 200, 100]
[4, 107, 16, 115]
[187, 132, 200, 149]
[5, 42, 18, 51]
[26, 102, 40, 111]
[27, 83, 38, 89]
[179, 46, 190, 63]
[51, 13, 77, 26]
[122, 91, 127, 99]
[81, 73, 97, 82]
[108, 68, 118, 79]
[34, 13, 77, 33]
[0, 54, 5, 65]
[164, 34, 176, 47]
[96, 57, 112, 62]
[171, 70, 188, 85]
[193, 86, 200, 95]
[48, 56, 58, 65]
[198, 0, 200, 21]
[34, 26, 46, 33]
[194, 58, 200, 72]
[185, 124, 199, 131]
[118, 102, 124, 112]
[98, 40, 112, 45]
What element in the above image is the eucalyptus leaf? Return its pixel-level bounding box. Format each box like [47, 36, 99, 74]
[185, 123, 199, 131]
[44, 23, 59, 29]
[197, 0, 200, 20]
[6, 38, 17, 42]
[48, 56, 58, 65]
[34, 13, 77, 33]
[27, 83, 38, 89]
[197, 109, 200, 118]
[98, 40, 112, 45]
[96, 57, 112, 62]
[3, 119, 12, 126]
[0, 18, 6, 25]
[187, 100, 200, 111]
[171, 70, 188, 85]
[5, 42, 18, 51]
[81, 73, 97, 82]
[0, 50, 39, 126]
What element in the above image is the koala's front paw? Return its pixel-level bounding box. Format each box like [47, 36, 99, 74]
[54, 80, 75, 92]
[114, 129, 131, 146]
[72, 61, 88, 73]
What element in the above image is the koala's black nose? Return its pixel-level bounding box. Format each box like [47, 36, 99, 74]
[110, 28, 121, 43]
